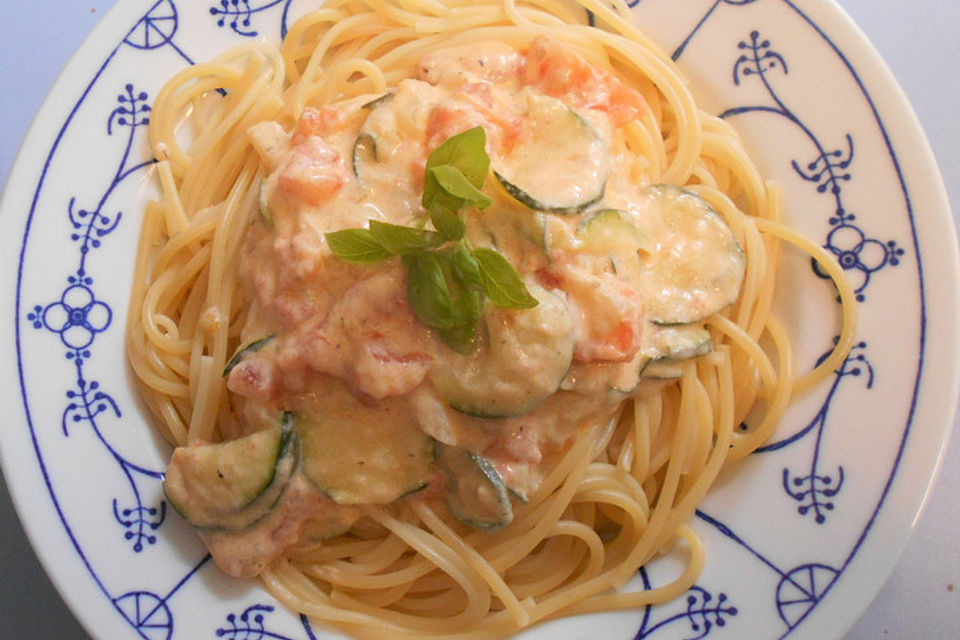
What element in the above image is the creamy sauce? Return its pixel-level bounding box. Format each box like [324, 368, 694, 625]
[175, 37, 744, 577]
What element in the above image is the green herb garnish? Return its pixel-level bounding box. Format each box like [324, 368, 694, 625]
[325, 127, 537, 352]
[473, 248, 538, 309]
[368, 220, 440, 255]
[324, 227, 392, 263]
[423, 126, 490, 207]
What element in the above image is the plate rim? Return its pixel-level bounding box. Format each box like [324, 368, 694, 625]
[1, 1, 958, 639]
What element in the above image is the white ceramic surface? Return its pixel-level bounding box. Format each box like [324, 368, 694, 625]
[1, 1, 957, 639]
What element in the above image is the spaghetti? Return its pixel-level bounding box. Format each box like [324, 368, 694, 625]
[126, 0, 857, 638]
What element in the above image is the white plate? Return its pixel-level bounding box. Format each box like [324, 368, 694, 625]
[1, 1, 957, 639]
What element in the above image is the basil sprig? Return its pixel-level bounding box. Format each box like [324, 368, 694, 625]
[422, 126, 492, 213]
[325, 127, 537, 352]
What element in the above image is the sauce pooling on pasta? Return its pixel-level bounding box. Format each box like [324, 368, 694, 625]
[162, 37, 746, 578]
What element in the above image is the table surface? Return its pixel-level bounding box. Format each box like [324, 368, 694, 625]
[1, 1, 957, 639]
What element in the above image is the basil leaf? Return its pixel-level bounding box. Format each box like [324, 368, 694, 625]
[423, 173, 466, 214]
[325, 228, 392, 263]
[453, 287, 484, 324]
[472, 247, 538, 309]
[436, 325, 477, 354]
[369, 220, 439, 255]
[403, 253, 456, 329]
[449, 244, 482, 290]
[328, 127, 538, 354]
[430, 206, 466, 242]
[425, 126, 490, 187]
[422, 127, 490, 211]
[437, 250, 484, 353]
[438, 288, 483, 354]
[429, 165, 493, 209]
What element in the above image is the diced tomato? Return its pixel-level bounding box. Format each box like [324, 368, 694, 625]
[291, 106, 349, 145]
[462, 81, 494, 106]
[606, 321, 638, 358]
[276, 137, 346, 207]
[424, 100, 491, 151]
[524, 36, 648, 127]
[534, 267, 565, 290]
[460, 83, 526, 149]
[424, 85, 525, 154]
[291, 107, 323, 145]
[575, 281, 644, 362]
[543, 262, 644, 363]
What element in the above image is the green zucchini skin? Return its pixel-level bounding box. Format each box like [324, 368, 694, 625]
[223, 335, 276, 377]
[429, 282, 575, 419]
[494, 171, 604, 215]
[163, 417, 299, 532]
[437, 445, 513, 531]
[351, 92, 396, 182]
[351, 133, 378, 182]
[637, 323, 713, 381]
[639, 184, 746, 325]
[294, 392, 436, 505]
[493, 94, 609, 214]
[599, 323, 713, 393]
[258, 180, 272, 226]
[361, 92, 394, 110]
[577, 208, 652, 253]
[644, 323, 713, 362]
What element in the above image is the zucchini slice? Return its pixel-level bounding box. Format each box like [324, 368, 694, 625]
[639, 185, 746, 324]
[362, 92, 394, 110]
[429, 282, 575, 418]
[603, 324, 712, 390]
[351, 133, 379, 182]
[296, 392, 435, 505]
[577, 209, 652, 254]
[640, 361, 683, 380]
[643, 323, 713, 362]
[258, 179, 272, 226]
[223, 335, 275, 376]
[639, 323, 713, 380]
[163, 418, 298, 531]
[352, 92, 396, 182]
[437, 446, 512, 530]
[494, 94, 608, 214]
[563, 351, 660, 394]
[537, 209, 650, 265]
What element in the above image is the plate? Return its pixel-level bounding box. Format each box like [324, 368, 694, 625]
[1, 1, 957, 639]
